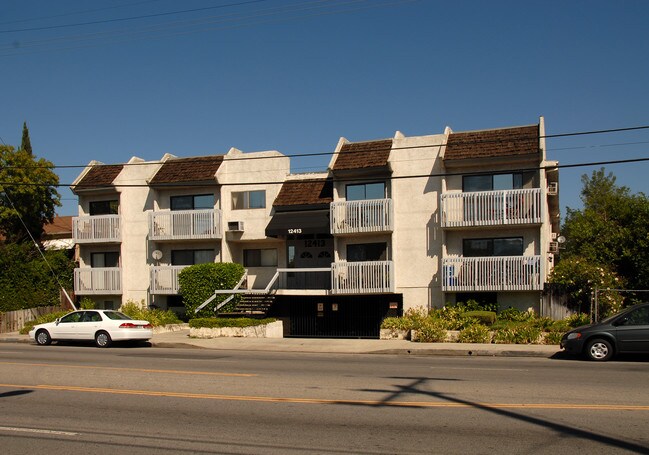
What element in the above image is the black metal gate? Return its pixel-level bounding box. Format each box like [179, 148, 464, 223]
[269, 295, 402, 339]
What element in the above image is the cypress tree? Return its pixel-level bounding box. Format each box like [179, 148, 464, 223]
[21, 121, 32, 155]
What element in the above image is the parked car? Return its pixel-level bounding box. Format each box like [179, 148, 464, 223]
[561, 302, 649, 361]
[29, 309, 153, 348]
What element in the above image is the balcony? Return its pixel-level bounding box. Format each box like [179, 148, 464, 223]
[74, 267, 122, 295]
[330, 199, 393, 235]
[442, 256, 542, 292]
[440, 188, 542, 228]
[150, 265, 188, 295]
[149, 209, 222, 241]
[331, 261, 394, 294]
[73, 215, 120, 243]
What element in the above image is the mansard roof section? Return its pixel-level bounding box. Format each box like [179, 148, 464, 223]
[331, 138, 393, 172]
[149, 155, 223, 185]
[273, 175, 333, 209]
[72, 162, 124, 193]
[444, 124, 540, 163]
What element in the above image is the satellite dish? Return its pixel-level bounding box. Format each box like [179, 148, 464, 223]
[152, 250, 163, 260]
[557, 236, 566, 244]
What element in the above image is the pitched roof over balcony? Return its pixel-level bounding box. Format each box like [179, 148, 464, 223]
[444, 125, 540, 163]
[273, 178, 333, 209]
[73, 164, 124, 192]
[332, 139, 392, 172]
[149, 155, 223, 185]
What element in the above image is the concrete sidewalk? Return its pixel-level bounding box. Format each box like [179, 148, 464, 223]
[0, 329, 561, 358]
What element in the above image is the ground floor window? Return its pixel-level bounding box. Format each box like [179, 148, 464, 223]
[244, 248, 278, 267]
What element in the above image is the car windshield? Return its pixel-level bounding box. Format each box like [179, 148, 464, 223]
[103, 311, 133, 321]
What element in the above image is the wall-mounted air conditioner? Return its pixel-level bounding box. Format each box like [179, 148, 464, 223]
[548, 182, 558, 196]
[549, 241, 559, 253]
[227, 221, 244, 232]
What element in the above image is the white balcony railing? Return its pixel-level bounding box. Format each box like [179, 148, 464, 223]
[149, 209, 222, 241]
[74, 267, 122, 295]
[330, 199, 393, 234]
[440, 188, 542, 228]
[150, 265, 188, 295]
[73, 215, 120, 243]
[332, 261, 394, 294]
[442, 256, 542, 292]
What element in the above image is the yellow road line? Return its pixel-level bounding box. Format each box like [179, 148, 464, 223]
[0, 361, 256, 377]
[1, 383, 648, 411]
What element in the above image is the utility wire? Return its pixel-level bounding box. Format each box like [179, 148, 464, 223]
[2, 124, 649, 171]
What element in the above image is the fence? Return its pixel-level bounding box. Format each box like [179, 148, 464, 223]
[0, 305, 64, 334]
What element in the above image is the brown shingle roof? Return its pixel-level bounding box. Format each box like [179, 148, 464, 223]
[273, 179, 333, 207]
[444, 125, 539, 161]
[149, 155, 223, 184]
[74, 165, 123, 189]
[332, 139, 392, 171]
[43, 216, 73, 237]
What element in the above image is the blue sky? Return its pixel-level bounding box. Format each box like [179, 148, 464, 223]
[1, 0, 648, 216]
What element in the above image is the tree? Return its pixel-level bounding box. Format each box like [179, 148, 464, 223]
[21, 122, 32, 155]
[0, 144, 60, 243]
[178, 263, 245, 318]
[550, 168, 649, 315]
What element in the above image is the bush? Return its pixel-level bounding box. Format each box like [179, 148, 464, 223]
[178, 263, 245, 318]
[565, 313, 590, 328]
[401, 307, 429, 330]
[457, 324, 492, 343]
[414, 319, 447, 343]
[381, 317, 411, 331]
[461, 310, 496, 326]
[189, 318, 276, 329]
[120, 300, 182, 327]
[498, 307, 535, 322]
[79, 297, 95, 309]
[544, 332, 563, 345]
[19, 310, 68, 335]
[494, 324, 542, 344]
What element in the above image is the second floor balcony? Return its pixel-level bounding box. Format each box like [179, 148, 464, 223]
[330, 199, 393, 235]
[149, 209, 222, 241]
[73, 215, 120, 243]
[74, 267, 122, 295]
[442, 255, 542, 292]
[440, 188, 542, 228]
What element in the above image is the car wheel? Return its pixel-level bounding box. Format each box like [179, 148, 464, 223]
[35, 329, 52, 346]
[586, 338, 613, 361]
[95, 331, 112, 348]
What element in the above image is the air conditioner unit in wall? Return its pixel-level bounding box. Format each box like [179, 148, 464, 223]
[227, 221, 244, 231]
[547, 182, 558, 196]
[549, 241, 559, 253]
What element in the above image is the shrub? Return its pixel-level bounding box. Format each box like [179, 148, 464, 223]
[79, 297, 96, 309]
[381, 317, 411, 331]
[565, 313, 590, 328]
[189, 317, 276, 329]
[498, 307, 535, 322]
[402, 307, 429, 330]
[544, 332, 563, 345]
[178, 263, 245, 318]
[493, 323, 542, 344]
[414, 319, 447, 343]
[461, 310, 496, 326]
[19, 311, 68, 334]
[120, 300, 182, 327]
[457, 324, 492, 344]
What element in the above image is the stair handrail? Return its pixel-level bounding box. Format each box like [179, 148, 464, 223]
[195, 270, 249, 314]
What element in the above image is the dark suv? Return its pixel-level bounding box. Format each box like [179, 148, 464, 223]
[560, 303, 649, 361]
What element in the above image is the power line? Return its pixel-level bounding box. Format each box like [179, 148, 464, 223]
[2, 124, 649, 171]
[1, 156, 648, 189]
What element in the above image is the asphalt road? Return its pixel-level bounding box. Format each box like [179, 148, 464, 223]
[0, 343, 648, 454]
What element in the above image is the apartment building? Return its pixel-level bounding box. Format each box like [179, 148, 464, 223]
[71, 118, 559, 338]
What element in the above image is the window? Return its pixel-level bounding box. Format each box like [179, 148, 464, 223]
[463, 237, 523, 257]
[91, 252, 119, 267]
[622, 307, 649, 326]
[232, 190, 266, 209]
[170, 194, 214, 211]
[89, 200, 119, 215]
[171, 249, 215, 266]
[463, 172, 535, 192]
[347, 243, 387, 262]
[243, 249, 277, 267]
[346, 182, 385, 201]
[60, 312, 83, 323]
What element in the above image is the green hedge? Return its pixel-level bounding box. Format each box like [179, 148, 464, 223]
[461, 310, 497, 326]
[189, 318, 276, 329]
[178, 263, 245, 318]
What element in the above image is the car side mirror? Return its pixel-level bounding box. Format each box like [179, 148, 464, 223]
[55, 318, 60, 326]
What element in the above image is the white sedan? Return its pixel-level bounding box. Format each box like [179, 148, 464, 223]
[29, 309, 153, 348]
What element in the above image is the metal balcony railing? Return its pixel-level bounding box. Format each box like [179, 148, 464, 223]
[331, 261, 394, 294]
[150, 265, 189, 295]
[73, 215, 120, 243]
[440, 188, 542, 228]
[74, 267, 122, 295]
[330, 199, 393, 234]
[149, 209, 222, 241]
[442, 256, 542, 292]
